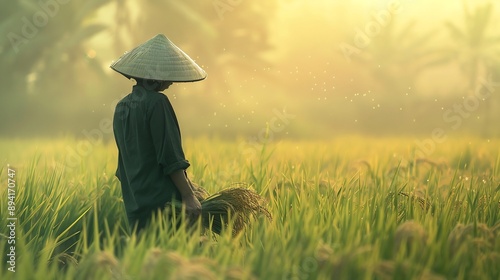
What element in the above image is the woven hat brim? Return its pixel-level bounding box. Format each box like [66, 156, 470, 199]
[110, 34, 207, 82]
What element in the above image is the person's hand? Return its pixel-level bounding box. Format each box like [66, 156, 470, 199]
[169, 169, 202, 222]
[183, 194, 202, 222]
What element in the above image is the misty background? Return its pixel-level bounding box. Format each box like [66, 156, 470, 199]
[1, 0, 499, 140]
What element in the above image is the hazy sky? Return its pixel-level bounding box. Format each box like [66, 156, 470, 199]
[2, 0, 498, 138]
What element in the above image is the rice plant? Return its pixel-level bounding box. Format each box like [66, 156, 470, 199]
[0, 136, 499, 279]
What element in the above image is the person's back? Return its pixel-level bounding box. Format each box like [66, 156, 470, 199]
[113, 83, 187, 230]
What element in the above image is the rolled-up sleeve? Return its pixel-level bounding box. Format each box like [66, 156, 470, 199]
[149, 97, 190, 175]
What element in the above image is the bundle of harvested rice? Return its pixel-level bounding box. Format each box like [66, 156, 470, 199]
[167, 185, 271, 236]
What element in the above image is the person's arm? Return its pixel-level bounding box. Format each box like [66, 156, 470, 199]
[169, 169, 201, 219]
[148, 97, 200, 217]
[184, 170, 196, 191]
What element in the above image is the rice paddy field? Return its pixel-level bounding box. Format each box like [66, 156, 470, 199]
[1, 136, 499, 279]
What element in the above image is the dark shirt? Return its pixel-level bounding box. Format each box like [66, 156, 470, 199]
[113, 85, 189, 221]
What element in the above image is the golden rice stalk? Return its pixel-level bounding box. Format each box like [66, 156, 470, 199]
[166, 251, 218, 280]
[142, 248, 254, 280]
[393, 220, 428, 254]
[141, 248, 218, 280]
[75, 251, 124, 280]
[191, 182, 210, 202]
[168, 186, 272, 236]
[141, 247, 164, 276]
[398, 192, 433, 212]
[200, 187, 272, 235]
[315, 241, 334, 267]
[374, 260, 446, 280]
[448, 223, 495, 255]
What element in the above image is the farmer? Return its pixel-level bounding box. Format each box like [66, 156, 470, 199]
[110, 34, 206, 233]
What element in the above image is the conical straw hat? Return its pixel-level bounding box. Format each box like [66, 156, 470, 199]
[110, 34, 207, 82]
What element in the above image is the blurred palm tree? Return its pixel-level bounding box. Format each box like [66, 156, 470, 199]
[0, 0, 111, 135]
[350, 17, 441, 134]
[0, 0, 279, 136]
[438, 3, 500, 135]
[114, 0, 278, 92]
[108, 0, 280, 136]
[354, 4, 500, 135]
[354, 18, 438, 96]
[440, 3, 500, 90]
[132, 0, 277, 91]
